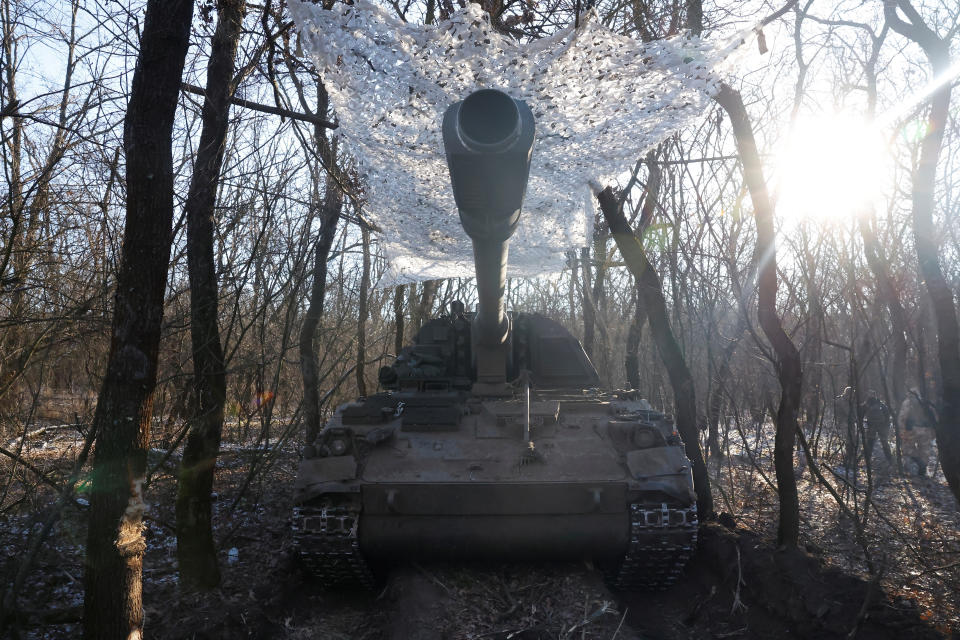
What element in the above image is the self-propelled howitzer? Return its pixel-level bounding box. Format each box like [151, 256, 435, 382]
[292, 88, 698, 590]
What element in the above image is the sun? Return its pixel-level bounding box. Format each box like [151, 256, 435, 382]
[772, 112, 890, 228]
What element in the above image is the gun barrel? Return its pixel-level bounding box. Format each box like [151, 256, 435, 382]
[442, 89, 535, 353]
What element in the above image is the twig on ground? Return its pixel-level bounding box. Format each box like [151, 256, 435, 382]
[731, 546, 747, 614]
[412, 561, 454, 596]
[611, 606, 628, 639]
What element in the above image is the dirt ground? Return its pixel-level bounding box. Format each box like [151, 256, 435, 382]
[1, 424, 958, 639]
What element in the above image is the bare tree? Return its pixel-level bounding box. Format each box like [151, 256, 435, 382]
[356, 224, 372, 396]
[715, 83, 803, 547]
[83, 1, 194, 637]
[883, 0, 960, 503]
[300, 80, 344, 448]
[176, 0, 247, 591]
[596, 185, 714, 518]
[393, 284, 406, 354]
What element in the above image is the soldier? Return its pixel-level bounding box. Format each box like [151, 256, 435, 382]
[897, 389, 937, 476]
[837, 387, 894, 467]
[861, 395, 893, 463]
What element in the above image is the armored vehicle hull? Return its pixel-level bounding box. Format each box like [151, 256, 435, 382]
[293, 317, 698, 591]
[293, 88, 698, 590]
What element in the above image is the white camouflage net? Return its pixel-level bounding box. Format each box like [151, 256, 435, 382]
[290, 0, 751, 284]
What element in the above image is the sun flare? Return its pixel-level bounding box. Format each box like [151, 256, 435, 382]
[773, 113, 890, 228]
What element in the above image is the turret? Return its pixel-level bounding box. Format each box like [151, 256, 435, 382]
[442, 88, 536, 393]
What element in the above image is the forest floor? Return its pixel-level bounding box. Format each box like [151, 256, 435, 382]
[2, 423, 958, 639]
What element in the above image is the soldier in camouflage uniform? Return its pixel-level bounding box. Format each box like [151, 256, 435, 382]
[837, 388, 894, 467]
[860, 395, 893, 463]
[897, 390, 937, 476]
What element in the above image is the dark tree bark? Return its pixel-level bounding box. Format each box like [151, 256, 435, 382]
[858, 216, 909, 407]
[301, 172, 342, 446]
[356, 225, 371, 397]
[883, 0, 960, 503]
[589, 226, 612, 375]
[596, 186, 714, 518]
[625, 287, 643, 390]
[591, 226, 609, 341]
[592, 232, 608, 315]
[580, 246, 596, 358]
[685, 0, 703, 35]
[301, 80, 343, 448]
[624, 150, 661, 391]
[798, 239, 825, 433]
[715, 84, 802, 547]
[411, 279, 439, 331]
[707, 324, 744, 459]
[175, 0, 246, 592]
[565, 250, 578, 329]
[394, 285, 405, 354]
[83, 1, 194, 638]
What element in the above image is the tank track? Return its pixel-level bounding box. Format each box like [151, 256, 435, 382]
[604, 502, 699, 591]
[293, 498, 696, 591]
[292, 497, 377, 589]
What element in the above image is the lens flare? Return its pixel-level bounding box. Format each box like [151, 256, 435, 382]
[772, 112, 890, 227]
[255, 391, 276, 408]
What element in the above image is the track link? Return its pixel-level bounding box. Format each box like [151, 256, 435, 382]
[604, 502, 698, 591]
[292, 497, 377, 589]
[294, 498, 696, 592]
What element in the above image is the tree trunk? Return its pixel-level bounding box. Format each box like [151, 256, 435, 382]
[300, 77, 344, 449]
[707, 324, 744, 460]
[176, 0, 246, 592]
[566, 250, 577, 330]
[83, 1, 194, 638]
[300, 176, 342, 447]
[884, 1, 960, 503]
[356, 225, 371, 397]
[596, 186, 714, 519]
[858, 216, 909, 408]
[799, 241, 825, 434]
[625, 285, 643, 390]
[592, 231, 608, 316]
[624, 150, 660, 392]
[715, 84, 802, 547]
[591, 228, 609, 369]
[580, 246, 595, 358]
[393, 285, 405, 355]
[412, 279, 439, 331]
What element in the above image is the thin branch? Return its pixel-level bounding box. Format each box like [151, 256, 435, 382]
[760, 0, 799, 28]
[180, 83, 338, 129]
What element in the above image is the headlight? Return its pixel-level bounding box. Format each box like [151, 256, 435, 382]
[329, 438, 348, 456]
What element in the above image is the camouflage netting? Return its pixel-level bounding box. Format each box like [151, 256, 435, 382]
[290, 0, 753, 284]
